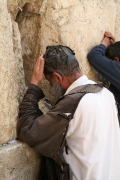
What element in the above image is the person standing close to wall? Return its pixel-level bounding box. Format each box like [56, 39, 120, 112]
[87, 32, 120, 107]
[17, 45, 120, 180]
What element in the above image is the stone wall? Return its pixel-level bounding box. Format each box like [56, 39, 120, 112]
[0, 0, 25, 144]
[0, 0, 120, 179]
[0, 142, 40, 180]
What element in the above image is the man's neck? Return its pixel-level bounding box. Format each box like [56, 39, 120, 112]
[62, 72, 83, 90]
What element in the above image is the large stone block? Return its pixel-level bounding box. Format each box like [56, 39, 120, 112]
[40, 0, 117, 81]
[0, 1, 25, 144]
[14, 0, 119, 104]
[0, 142, 40, 180]
[0, 0, 120, 179]
[7, 0, 46, 20]
[115, 1, 120, 40]
[16, 10, 41, 86]
[1, 0, 119, 143]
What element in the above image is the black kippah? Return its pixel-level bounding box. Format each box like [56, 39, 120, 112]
[43, 45, 76, 68]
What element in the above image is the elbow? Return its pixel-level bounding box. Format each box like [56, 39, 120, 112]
[87, 52, 93, 63]
[17, 131, 35, 147]
[87, 53, 90, 61]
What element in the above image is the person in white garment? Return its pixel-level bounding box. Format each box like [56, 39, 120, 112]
[17, 45, 120, 180]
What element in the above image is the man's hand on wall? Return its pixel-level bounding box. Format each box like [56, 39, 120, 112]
[101, 31, 115, 48]
[30, 56, 45, 86]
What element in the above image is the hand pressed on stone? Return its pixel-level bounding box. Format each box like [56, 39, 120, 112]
[30, 55, 45, 86]
[104, 31, 115, 43]
[101, 31, 115, 48]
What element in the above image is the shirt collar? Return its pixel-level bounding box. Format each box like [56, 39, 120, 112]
[65, 75, 89, 95]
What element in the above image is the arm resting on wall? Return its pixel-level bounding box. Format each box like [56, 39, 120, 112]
[17, 84, 69, 158]
[87, 44, 120, 90]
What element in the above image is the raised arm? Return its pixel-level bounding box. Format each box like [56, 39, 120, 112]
[87, 32, 120, 90]
[17, 56, 69, 157]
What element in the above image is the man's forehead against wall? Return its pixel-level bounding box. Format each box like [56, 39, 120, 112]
[87, 32, 120, 106]
[106, 41, 120, 61]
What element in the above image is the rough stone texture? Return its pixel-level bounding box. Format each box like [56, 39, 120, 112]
[16, 11, 41, 86]
[16, 0, 119, 102]
[7, 0, 26, 20]
[115, 0, 120, 40]
[7, 0, 46, 20]
[15, 0, 119, 103]
[0, 0, 25, 144]
[1, 0, 120, 179]
[40, 0, 116, 80]
[0, 142, 40, 180]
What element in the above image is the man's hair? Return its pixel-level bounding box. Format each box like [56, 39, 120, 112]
[106, 41, 120, 60]
[43, 45, 80, 77]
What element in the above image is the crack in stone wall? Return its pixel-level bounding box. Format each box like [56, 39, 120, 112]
[0, 0, 120, 179]
[1, 0, 119, 144]
[0, 0, 25, 144]
[0, 142, 40, 180]
[16, 11, 41, 86]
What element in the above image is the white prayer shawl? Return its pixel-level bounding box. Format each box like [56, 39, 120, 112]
[63, 75, 120, 180]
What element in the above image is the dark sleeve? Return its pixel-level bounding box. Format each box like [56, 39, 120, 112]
[17, 84, 44, 134]
[87, 44, 120, 90]
[17, 84, 69, 157]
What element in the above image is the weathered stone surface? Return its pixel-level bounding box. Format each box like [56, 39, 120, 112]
[40, 0, 116, 81]
[0, 0, 25, 144]
[23, 1, 43, 14]
[7, 0, 46, 20]
[0, 142, 40, 180]
[0, 0, 119, 144]
[16, 11, 41, 86]
[115, 0, 120, 40]
[0, 0, 120, 179]
[15, 0, 119, 103]
[7, 0, 27, 20]
[15, 0, 52, 101]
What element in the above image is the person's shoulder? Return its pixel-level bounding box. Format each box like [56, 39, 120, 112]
[79, 86, 114, 107]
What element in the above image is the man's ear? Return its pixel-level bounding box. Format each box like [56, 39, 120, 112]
[114, 57, 120, 62]
[53, 72, 63, 85]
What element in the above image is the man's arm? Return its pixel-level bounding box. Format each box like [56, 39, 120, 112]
[17, 83, 44, 143]
[17, 82, 69, 155]
[17, 56, 69, 157]
[17, 56, 47, 149]
[87, 32, 120, 90]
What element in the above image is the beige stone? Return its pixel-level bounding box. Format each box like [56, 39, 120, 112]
[0, 0, 119, 143]
[16, 10, 41, 86]
[115, 1, 120, 41]
[40, 0, 116, 81]
[7, 0, 47, 20]
[0, 142, 40, 180]
[0, 0, 25, 144]
[0, 0, 120, 179]
[14, 0, 119, 103]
